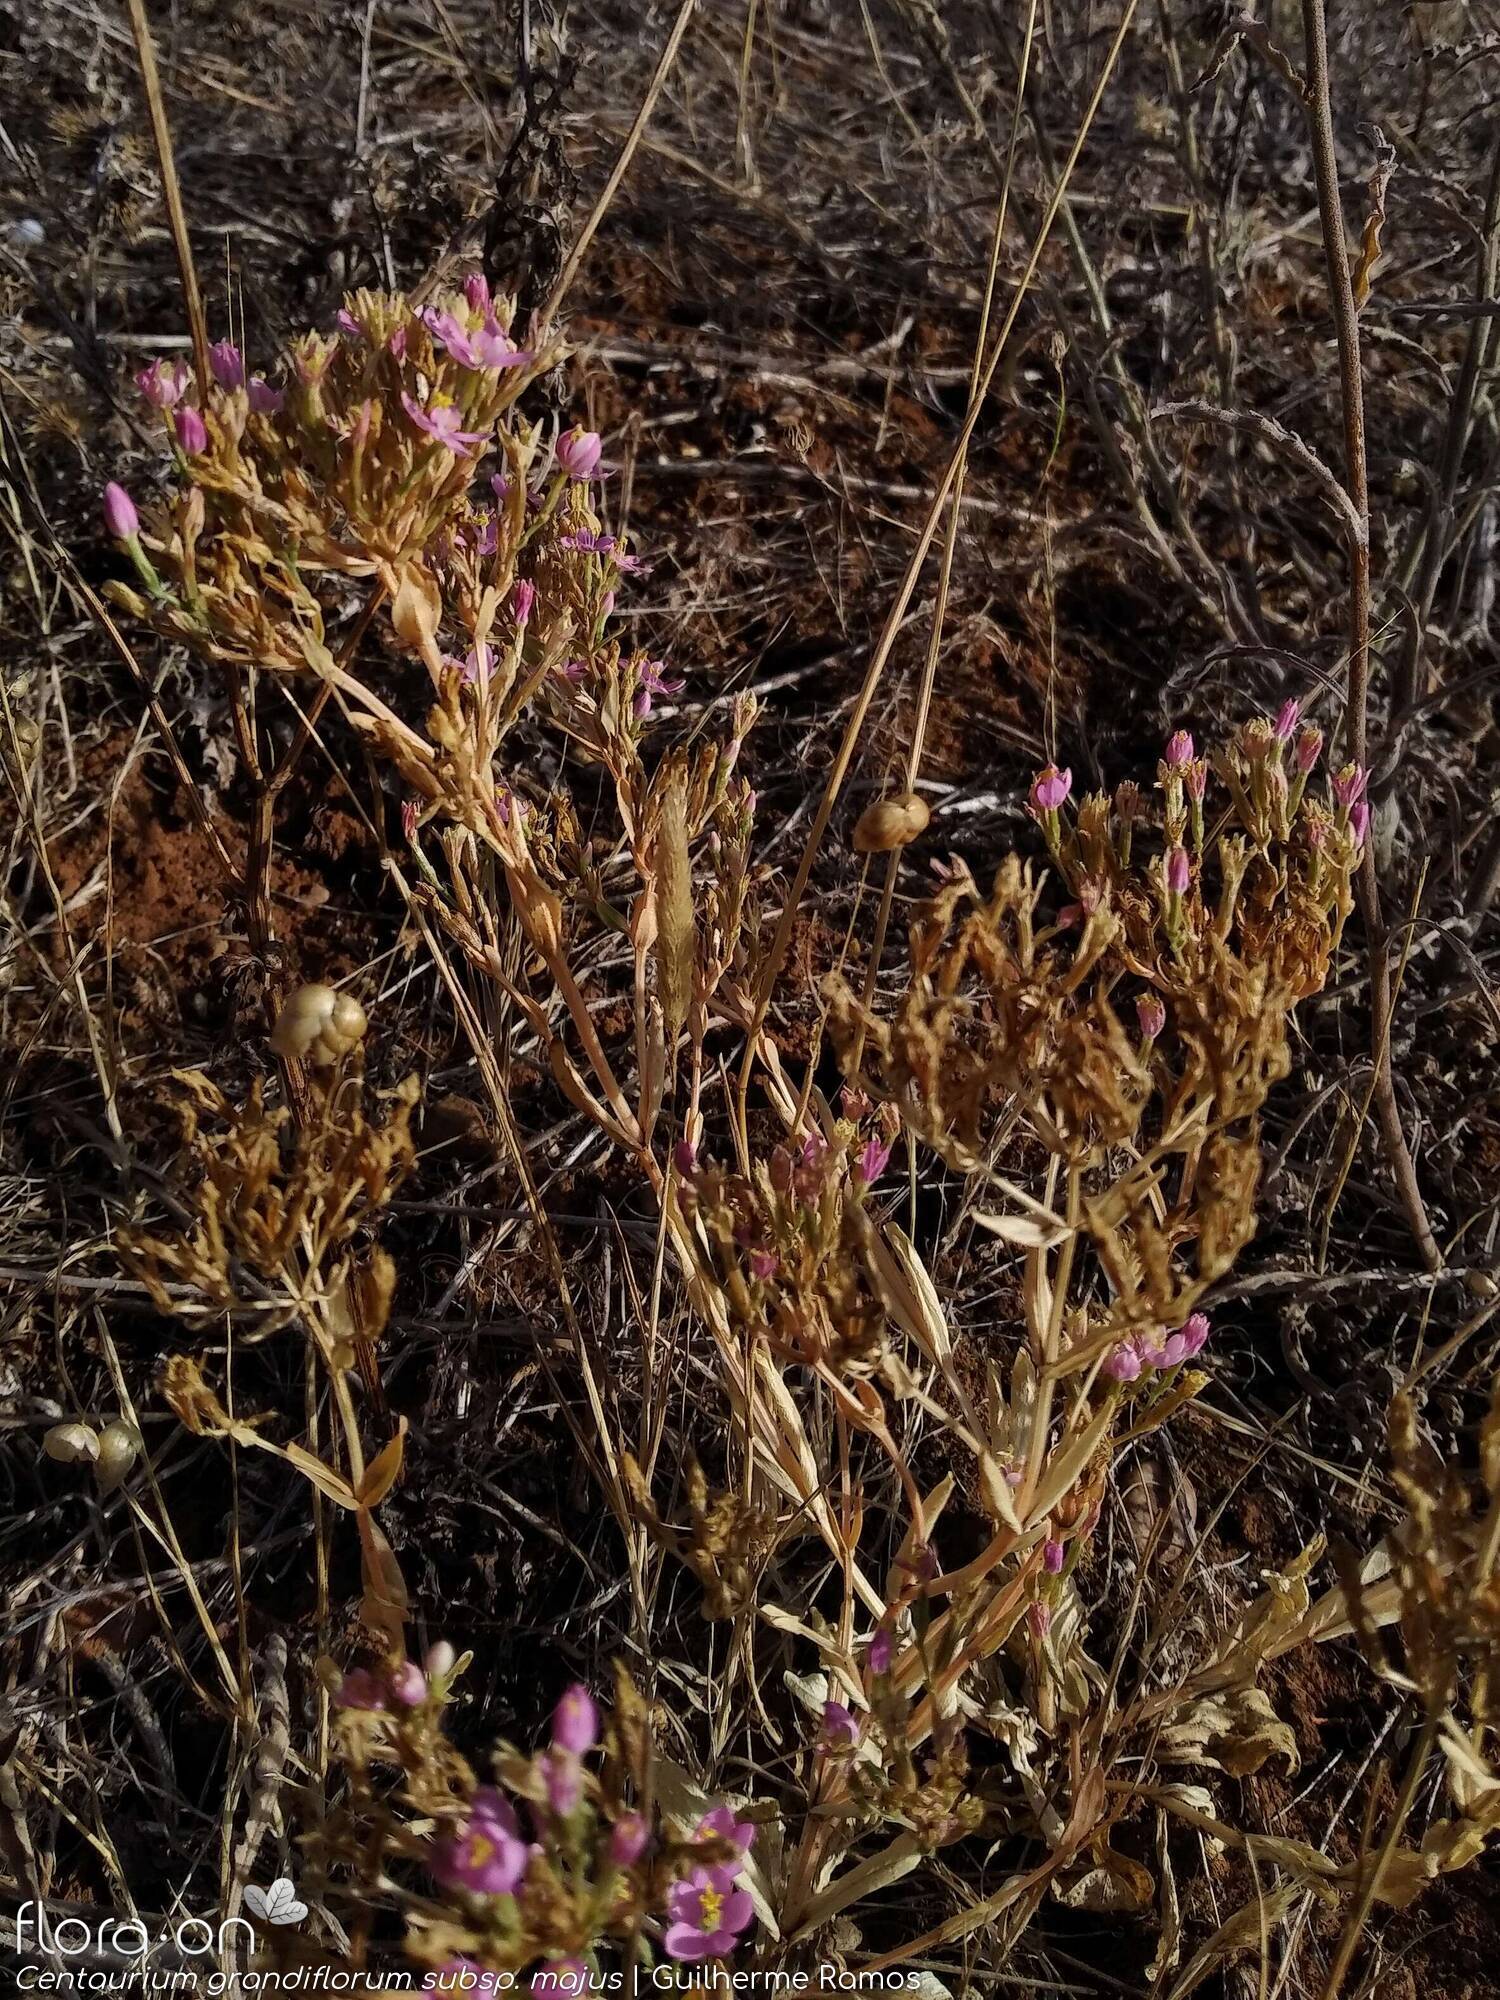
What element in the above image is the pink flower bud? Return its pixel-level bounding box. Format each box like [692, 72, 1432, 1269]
[1166, 845, 1191, 895]
[334, 1667, 387, 1711]
[174, 405, 208, 454]
[749, 1249, 778, 1282]
[1164, 729, 1195, 768]
[1179, 1312, 1210, 1358]
[512, 579, 536, 626]
[247, 377, 284, 415]
[464, 272, 492, 313]
[552, 1684, 599, 1755]
[822, 1700, 862, 1748]
[103, 482, 139, 540]
[608, 1813, 650, 1867]
[542, 1751, 582, 1817]
[136, 359, 188, 408]
[1185, 758, 1208, 802]
[1136, 994, 1166, 1040]
[1029, 765, 1072, 815]
[673, 1139, 697, 1176]
[1273, 698, 1301, 743]
[1029, 1602, 1051, 1640]
[389, 1661, 428, 1707]
[1295, 726, 1323, 774]
[1042, 1538, 1065, 1574]
[1104, 1343, 1142, 1383]
[209, 339, 245, 390]
[867, 1627, 894, 1675]
[556, 427, 604, 480]
[1349, 800, 1370, 848]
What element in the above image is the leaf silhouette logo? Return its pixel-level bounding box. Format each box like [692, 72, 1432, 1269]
[244, 1877, 308, 1926]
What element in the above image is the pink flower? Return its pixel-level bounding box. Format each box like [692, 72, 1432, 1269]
[1104, 1343, 1142, 1383]
[1349, 800, 1370, 848]
[1136, 994, 1166, 1040]
[854, 1134, 892, 1184]
[1179, 1312, 1210, 1357]
[609, 1812, 650, 1867]
[402, 799, 420, 842]
[465, 272, 492, 313]
[663, 1865, 754, 1961]
[512, 579, 536, 627]
[822, 1700, 862, 1749]
[749, 1249, 777, 1282]
[1164, 729, 1195, 768]
[103, 482, 140, 540]
[1332, 762, 1368, 808]
[867, 1627, 894, 1675]
[1029, 764, 1072, 815]
[423, 308, 531, 372]
[390, 1661, 428, 1707]
[433, 1795, 528, 1897]
[334, 1667, 387, 1711]
[673, 1139, 698, 1176]
[1160, 1330, 1190, 1366]
[632, 658, 684, 719]
[552, 1684, 599, 1754]
[695, 1807, 755, 1858]
[1273, 698, 1301, 743]
[136, 359, 188, 408]
[174, 405, 208, 454]
[1042, 1538, 1065, 1575]
[337, 310, 363, 339]
[1165, 845, 1191, 895]
[247, 377, 284, 415]
[1295, 725, 1323, 774]
[1184, 758, 1208, 803]
[556, 427, 603, 480]
[400, 392, 490, 454]
[209, 340, 245, 390]
[451, 643, 494, 686]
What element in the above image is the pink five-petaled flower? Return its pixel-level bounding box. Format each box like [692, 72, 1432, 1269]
[609, 1812, 650, 1868]
[103, 482, 140, 540]
[1165, 845, 1191, 895]
[552, 1684, 599, 1754]
[334, 1666, 387, 1711]
[136, 359, 189, 408]
[433, 1792, 528, 1897]
[1029, 764, 1072, 815]
[400, 391, 490, 454]
[1273, 698, 1302, 743]
[633, 657, 684, 719]
[422, 307, 531, 372]
[209, 340, 245, 390]
[1332, 762, 1368, 808]
[822, 1701, 862, 1750]
[1136, 993, 1166, 1041]
[695, 1806, 756, 1859]
[389, 1661, 428, 1707]
[556, 426, 604, 480]
[663, 1865, 754, 1962]
[174, 405, 208, 455]
[1164, 729, 1195, 768]
[512, 579, 536, 627]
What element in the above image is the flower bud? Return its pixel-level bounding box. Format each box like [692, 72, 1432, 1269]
[103, 483, 139, 540]
[552, 1684, 599, 1755]
[174, 406, 208, 455]
[556, 427, 603, 480]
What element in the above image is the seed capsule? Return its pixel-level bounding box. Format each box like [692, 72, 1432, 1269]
[269, 984, 368, 1066]
[43, 1422, 100, 1464]
[95, 1420, 143, 1492]
[852, 792, 931, 854]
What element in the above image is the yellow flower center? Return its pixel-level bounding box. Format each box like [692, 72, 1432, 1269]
[469, 1833, 495, 1866]
[697, 1887, 724, 1930]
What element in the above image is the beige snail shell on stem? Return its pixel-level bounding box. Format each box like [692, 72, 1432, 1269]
[269, 984, 368, 1067]
[851, 791, 931, 854]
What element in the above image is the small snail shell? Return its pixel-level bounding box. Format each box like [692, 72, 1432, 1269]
[852, 791, 931, 854]
[43, 1421, 100, 1464]
[95, 1420, 143, 1492]
[269, 984, 368, 1066]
